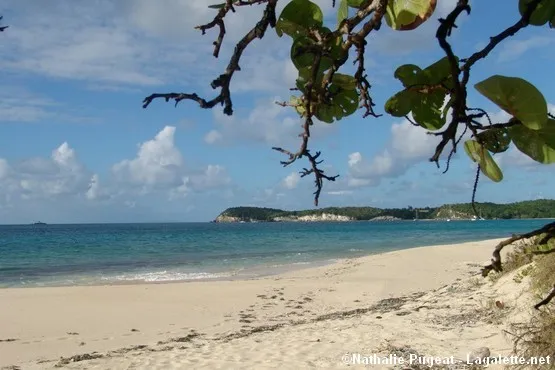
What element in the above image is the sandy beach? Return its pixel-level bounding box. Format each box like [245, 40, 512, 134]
[0, 238, 537, 369]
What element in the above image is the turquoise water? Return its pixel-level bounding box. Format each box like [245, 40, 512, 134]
[0, 220, 549, 288]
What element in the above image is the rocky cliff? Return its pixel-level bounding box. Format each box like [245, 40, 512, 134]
[214, 212, 353, 222]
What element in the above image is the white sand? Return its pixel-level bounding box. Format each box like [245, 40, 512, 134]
[0, 239, 537, 369]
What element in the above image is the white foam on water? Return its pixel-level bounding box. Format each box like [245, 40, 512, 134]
[101, 270, 232, 283]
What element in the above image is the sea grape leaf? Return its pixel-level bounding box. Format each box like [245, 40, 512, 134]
[464, 140, 483, 163]
[385, 0, 437, 31]
[347, 0, 364, 7]
[476, 128, 511, 153]
[314, 88, 358, 123]
[331, 73, 357, 90]
[421, 56, 456, 85]
[509, 120, 555, 163]
[290, 36, 332, 71]
[290, 96, 306, 117]
[208, 3, 226, 9]
[276, 0, 324, 39]
[411, 89, 445, 130]
[295, 65, 326, 92]
[519, 0, 555, 26]
[384, 90, 414, 117]
[474, 75, 548, 130]
[338, 0, 349, 26]
[394, 64, 422, 87]
[464, 140, 504, 182]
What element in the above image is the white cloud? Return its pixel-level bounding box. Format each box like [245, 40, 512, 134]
[207, 97, 336, 147]
[85, 174, 101, 201]
[0, 142, 95, 201]
[497, 36, 553, 62]
[0, 0, 324, 93]
[113, 126, 183, 187]
[327, 190, 353, 196]
[113, 126, 231, 196]
[347, 119, 441, 187]
[282, 172, 300, 189]
[204, 130, 223, 144]
[496, 147, 540, 171]
[367, 0, 460, 55]
[0, 159, 10, 180]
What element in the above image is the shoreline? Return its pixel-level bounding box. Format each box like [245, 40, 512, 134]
[0, 237, 526, 369]
[0, 234, 512, 290]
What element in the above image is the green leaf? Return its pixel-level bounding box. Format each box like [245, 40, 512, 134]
[337, 0, 349, 26]
[411, 89, 445, 130]
[421, 56, 456, 85]
[276, 0, 324, 39]
[331, 73, 357, 90]
[519, 0, 555, 26]
[481, 152, 503, 182]
[474, 75, 548, 130]
[290, 96, 306, 117]
[384, 90, 414, 117]
[394, 64, 422, 87]
[509, 120, 555, 163]
[291, 36, 330, 70]
[208, 3, 226, 9]
[464, 140, 484, 163]
[477, 128, 511, 153]
[335, 89, 359, 117]
[385, 0, 437, 31]
[464, 140, 504, 182]
[314, 88, 359, 123]
[315, 103, 341, 123]
[347, 0, 364, 7]
[295, 65, 326, 93]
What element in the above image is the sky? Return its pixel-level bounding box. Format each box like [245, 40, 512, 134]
[0, 0, 554, 224]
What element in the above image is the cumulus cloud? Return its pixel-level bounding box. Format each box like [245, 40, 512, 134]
[282, 172, 300, 190]
[496, 148, 540, 171]
[113, 125, 231, 196]
[204, 130, 223, 145]
[0, 142, 96, 202]
[0, 126, 232, 222]
[113, 126, 184, 188]
[206, 97, 336, 147]
[0, 0, 328, 93]
[347, 119, 441, 187]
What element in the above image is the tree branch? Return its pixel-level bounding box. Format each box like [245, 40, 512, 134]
[460, 0, 543, 86]
[430, 0, 541, 165]
[481, 221, 555, 277]
[0, 16, 7, 32]
[143, 0, 277, 116]
[534, 285, 555, 310]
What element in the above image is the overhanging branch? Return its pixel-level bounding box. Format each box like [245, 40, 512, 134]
[481, 221, 555, 277]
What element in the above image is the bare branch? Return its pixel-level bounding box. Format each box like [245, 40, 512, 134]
[460, 0, 543, 85]
[471, 165, 480, 216]
[482, 221, 555, 277]
[534, 285, 555, 310]
[431, 0, 541, 165]
[143, 0, 277, 117]
[0, 16, 8, 32]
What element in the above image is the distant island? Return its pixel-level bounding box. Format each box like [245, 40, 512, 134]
[31, 221, 47, 225]
[213, 199, 555, 223]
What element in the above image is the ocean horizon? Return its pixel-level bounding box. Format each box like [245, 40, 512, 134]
[0, 219, 549, 288]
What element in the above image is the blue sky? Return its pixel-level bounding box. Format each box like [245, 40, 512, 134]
[0, 0, 554, 223]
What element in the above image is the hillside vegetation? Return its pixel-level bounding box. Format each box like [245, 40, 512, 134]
[214, 199, 555, 222]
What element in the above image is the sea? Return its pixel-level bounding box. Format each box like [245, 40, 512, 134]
[0, 219, 549, 288]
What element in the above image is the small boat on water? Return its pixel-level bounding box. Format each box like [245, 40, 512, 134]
[31, 221, 47, 225]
